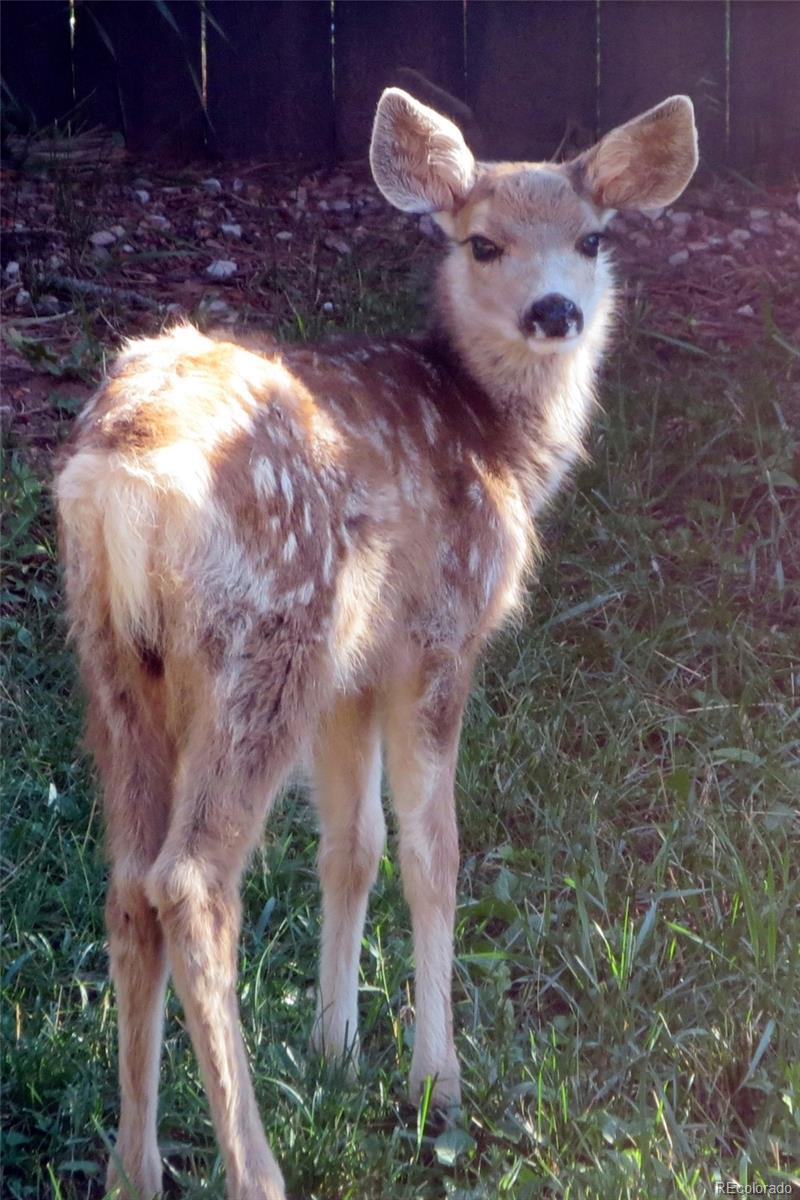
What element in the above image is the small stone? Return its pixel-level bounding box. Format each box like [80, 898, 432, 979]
[202, 178, 223, 195]
[667, 210, 691, 225]
[331, 198, 351, 212]
[728, 228, 752, 246]
[232, 178, 244, 193]
[750, 219, 772, 234]
[318, 200, 329, 212]
[275, 230, 293, 242]
[322, 301, 334, 313]
[749, 207, 769, 220]
[148, 214, 172, 231]
[14, 289, 32, 312]
[220, 222, 242, 239]
[687, 240, 709, 252]
[120, 244, 134, 253]
[111, 224, 126, 239]
[91, 246, 112, 265]
[133, 189, 150, 204]
[736, 304, 755, 317]
[35, 294, 61, 316]
[668, 249, 689, 265]
[89, 229, 117, 247]
[3, 261, 20, 282]
[203, 297, 238, 322]
[206, 259, 237, 280]
[48, 254, 64, 270]
[161, 186, 181, 196]
[324, 235, 352, 255]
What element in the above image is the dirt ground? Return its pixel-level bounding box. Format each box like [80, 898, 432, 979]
[2, 149, 799, 462]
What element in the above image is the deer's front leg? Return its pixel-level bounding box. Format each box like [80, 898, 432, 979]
[386, 655, 469, 1109]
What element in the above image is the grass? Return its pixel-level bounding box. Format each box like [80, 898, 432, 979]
[1, 264, 798, 1199]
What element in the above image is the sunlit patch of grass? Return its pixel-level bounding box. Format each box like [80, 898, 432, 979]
[2, 281, 798, 1198]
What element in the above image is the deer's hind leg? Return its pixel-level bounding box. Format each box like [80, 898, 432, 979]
[311, 690, 385, 1069]
[385, 650, 472, 1110]
[144, 627, 326, 1200]
[85, 659, 172, 1198]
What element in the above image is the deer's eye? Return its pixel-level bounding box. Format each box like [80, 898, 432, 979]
[577, 232, 604, 259]
[469, 236, 503, 263]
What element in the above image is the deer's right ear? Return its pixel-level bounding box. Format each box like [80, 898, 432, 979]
[370, 88, 476, 214]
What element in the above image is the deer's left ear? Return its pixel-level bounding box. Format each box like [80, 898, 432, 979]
[572, 96, 698, 211]
[370, 88, 476, 214]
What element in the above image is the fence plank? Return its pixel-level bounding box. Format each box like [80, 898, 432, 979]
[335, 0, 466, 161]
[1, 1, 73, 129]
[72, 0, 121, 132]
[206, 1, 334, 162]
[75, 1, 205, 159]
[599, 1, 726, 168]
[730, 0, 800, 177]
[466, 0, 596, 162]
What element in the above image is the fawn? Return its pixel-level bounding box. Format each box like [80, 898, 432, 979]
[55, 88, 697, 1198]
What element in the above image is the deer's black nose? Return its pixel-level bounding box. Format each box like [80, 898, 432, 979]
[522, 294, 583, 339]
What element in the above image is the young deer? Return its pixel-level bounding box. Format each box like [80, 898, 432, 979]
[56, 88, 697, 1198]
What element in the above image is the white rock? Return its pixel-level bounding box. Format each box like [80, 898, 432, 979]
[202, 178, 223, 194]
[322, 301, 334, 313]
[749, 207, 769, 220]
[48, 254, 64, 270]
[668, 249, 689, 265]
[36, 294, 61, 316]
[667, 210, 691, 225]
[133, 189, 150, 204]
[233, 178, 244, 193]
[331, 199, 351, 212]
[736, 304, 755, 317]
[275, 230, 293, 242]
[111, 224, 126, 238]
[324, 235, 352, 255]
[688, 240, 709, 252]
[220, 223, 242, 239]
[121, 244, 134, 253]
[728, 228, 752, 243]
[148, 214, 172, 231]
[3, 261, 20, 282]
[89, 229, 117, 247]
[206, 259, 237, 279]
[14, 289, 32, 311]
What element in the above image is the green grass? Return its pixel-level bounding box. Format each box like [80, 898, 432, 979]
[2, 280, 799, 1199]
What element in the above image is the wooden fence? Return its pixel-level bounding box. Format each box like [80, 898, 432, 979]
[2, 1, 798, 177]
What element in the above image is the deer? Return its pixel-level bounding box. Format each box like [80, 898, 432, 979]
[55, 87, 698, 1199]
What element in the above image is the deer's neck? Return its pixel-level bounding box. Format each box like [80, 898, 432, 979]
[425, 296, 612, 516]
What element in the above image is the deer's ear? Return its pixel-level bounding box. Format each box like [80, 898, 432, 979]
[572, 96, 698, 211]
[370, 88, 476, 214]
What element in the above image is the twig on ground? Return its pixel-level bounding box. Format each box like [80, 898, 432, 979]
[41, 275, 164, 312]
